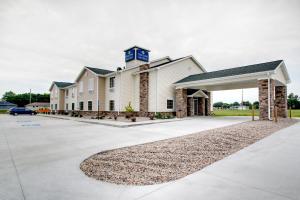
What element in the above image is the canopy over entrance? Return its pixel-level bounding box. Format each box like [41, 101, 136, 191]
[174, 60, 291, 120]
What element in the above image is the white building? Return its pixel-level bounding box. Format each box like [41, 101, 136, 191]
[49, 46, 290, 120]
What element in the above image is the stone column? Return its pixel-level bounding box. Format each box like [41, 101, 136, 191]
[187, 97, 194, 116]
[258, 79, 275, 120]
[139, 64, 150, 116]
[275, 86, 287, 118]
[198, 97, 205, 116]
[176, 88, 187, 118]
[204, 91, 211, 116]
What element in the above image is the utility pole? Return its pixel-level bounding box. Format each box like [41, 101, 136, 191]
[241, 89, 244, 110]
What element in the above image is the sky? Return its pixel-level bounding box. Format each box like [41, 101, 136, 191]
[0, 0, 299, 103]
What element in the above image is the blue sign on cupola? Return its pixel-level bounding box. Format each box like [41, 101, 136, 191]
[125, 48, 135, 62]
[124, 46, 150, 62]
[136, 48, 149, 62]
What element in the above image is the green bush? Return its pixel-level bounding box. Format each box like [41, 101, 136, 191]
[125, 102, 134, 113]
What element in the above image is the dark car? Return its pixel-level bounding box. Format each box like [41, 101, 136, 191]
[9, 107, 37, 115]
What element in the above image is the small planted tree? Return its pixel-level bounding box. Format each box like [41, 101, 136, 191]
[125, 102, 134, 118]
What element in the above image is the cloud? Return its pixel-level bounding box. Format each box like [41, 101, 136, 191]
[0, 0, 299, 102]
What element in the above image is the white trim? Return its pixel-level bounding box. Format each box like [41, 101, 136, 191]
[150, 56, 171, 63]
[174, 70, 275, 88]
[133, 56, 207, 75]
[187, 90, 209, 98]
[274, 61, 291, 84]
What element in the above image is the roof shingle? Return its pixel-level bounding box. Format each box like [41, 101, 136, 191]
[86, 67, 114, 75]
[54, 82, 74, 88]
[175, 60, 283, 84]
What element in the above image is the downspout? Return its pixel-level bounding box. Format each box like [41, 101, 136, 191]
[267, 72, 271, 120]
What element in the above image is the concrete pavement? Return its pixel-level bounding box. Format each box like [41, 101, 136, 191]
[0, 114, 299, 200]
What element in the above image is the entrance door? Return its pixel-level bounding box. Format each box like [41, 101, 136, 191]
[194, 98, 198, 116]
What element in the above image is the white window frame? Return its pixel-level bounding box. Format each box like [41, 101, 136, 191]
[167, 99, 174, 110]
[88, 100, 93, 111]
[109, 77, 115, 88]
[79, 81, 83, 93]
[109, 100, 115, 111]
[88, 78, 94, 91]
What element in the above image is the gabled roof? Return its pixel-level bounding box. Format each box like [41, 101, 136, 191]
[54, 81, 74, 88]
[85, 66, 114, 75]
[150, 57, 186, 68]
[49, 81, 74, 91]
[175, 60, 283, 84]
[75, 66, 115, 82]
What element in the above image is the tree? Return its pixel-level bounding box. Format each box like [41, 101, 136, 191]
[213, 102, 223, 109]
[232, 102, 240, 107]
[1, 91, 50, 107]
[253, 101, 259, 109]
[222, 103, 230, 109]
[288, 93, 300, 109]
[2, 91, 16, 101]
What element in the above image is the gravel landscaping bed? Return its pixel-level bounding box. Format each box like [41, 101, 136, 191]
[80, 118, 298, 185]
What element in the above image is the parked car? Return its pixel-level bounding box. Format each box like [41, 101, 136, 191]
[9, 107, 37, 115]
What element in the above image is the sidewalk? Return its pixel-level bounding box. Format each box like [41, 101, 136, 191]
[38, 114, 188, 127]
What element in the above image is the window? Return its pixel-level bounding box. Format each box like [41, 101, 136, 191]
[109, 100, 115, 111]
[88, 101, 92, 111]
[72, 103, 75, 111]
[72, 88, 75, 98]
[51, 104, 53, 110]
[66, 103, 68, 110]
[167, 99, 174, 109]
[109, 77, 115, 88]
[79, 81, 83, 93]
[55, 104, 57, 110]
[79, 102, 84, 111]
[88, 78, 94, 91]
[65, 89, 69, 97]
[55, 88, 58, 98]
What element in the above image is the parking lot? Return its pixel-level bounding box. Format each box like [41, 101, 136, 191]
[1, 115, 299, 200]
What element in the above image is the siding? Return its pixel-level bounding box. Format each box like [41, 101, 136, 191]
[77, 69, 98, 111]
[154, 58, 204, 112]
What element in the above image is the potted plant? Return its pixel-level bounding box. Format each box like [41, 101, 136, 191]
[149, 113, 154, 120]
[131, 117, 136, 122]
[125, 102, 134, 119]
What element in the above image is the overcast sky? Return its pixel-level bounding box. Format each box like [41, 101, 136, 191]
[0, 0, 299, 103]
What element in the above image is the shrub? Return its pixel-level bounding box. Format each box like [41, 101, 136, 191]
[125, 102, 134, 118]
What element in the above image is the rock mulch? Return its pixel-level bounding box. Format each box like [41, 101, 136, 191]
[80, 119, 298, 185]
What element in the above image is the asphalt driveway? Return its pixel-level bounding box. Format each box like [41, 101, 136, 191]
[0, 115, 299, 200]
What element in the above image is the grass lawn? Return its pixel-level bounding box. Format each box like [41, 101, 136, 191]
[213, 109, 300, 117]
[213, 109, 259, 116]
[288, 109, 300, 117]
[0, 110, 8, 114]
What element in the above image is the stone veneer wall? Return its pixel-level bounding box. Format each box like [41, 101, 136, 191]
[199, 97, 205, 116]
[258, 79, 275, 120]
[204, 91, 211, 116]
[176, 88, 187, 118]
[187, 97, 194, 116]
[275, 86, 287, 118]
[139, 64, 150, 116]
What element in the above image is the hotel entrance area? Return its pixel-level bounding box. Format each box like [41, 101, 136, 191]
[186, 89, 210, 117]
